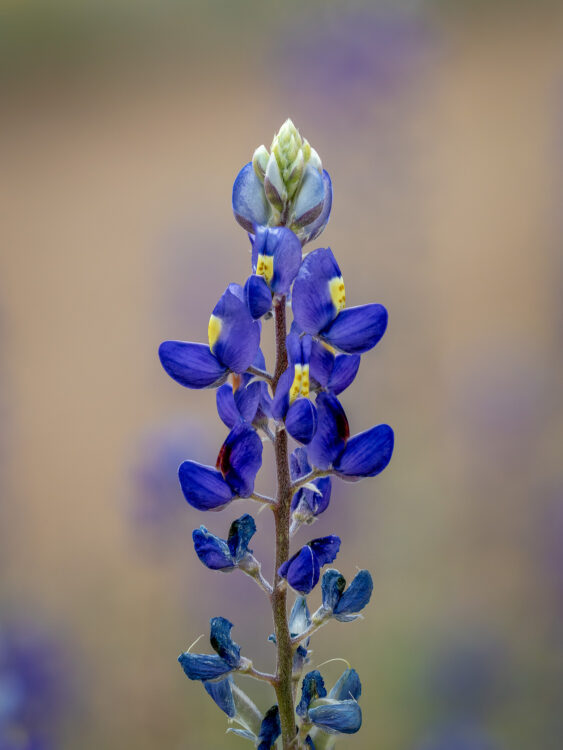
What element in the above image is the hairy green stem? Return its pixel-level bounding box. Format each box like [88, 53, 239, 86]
[271, 296, 297, 749]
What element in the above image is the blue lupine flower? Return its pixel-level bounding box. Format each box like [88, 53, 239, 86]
[216, 381, 263, 429]
[272, 333, 317, 444]
[309, 338, 361, 396]
[244, 274, 273, 320]
[192, 514, 257, 571]
[203, 676, 236, 717]
[232, 163, 272, 233]
[292, 248, 388, 354]
[159, 284, 260, 389]
[321, 568, 373, 621]
[179, 423, 263, 510]
[278, 536, 341, 594]
[290, 447, 331, 525]
[251, 226, 303, 295]
[307, 392, 394, 480]
[178, 617, 241, 681]
[257, 705, 281, 750]
[298, 668, 362, 735]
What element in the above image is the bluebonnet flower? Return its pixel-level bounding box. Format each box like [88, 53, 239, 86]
[251, 226, 303, 295]
[159, 284, 260, 389]
[298, 668, 362, 735]
[292, 248, 388, 354]
[272, 333, 317, 444]
[307, 392, 394, 480]
[233, 120, 332, 243]
[193, 514, 257, 572]
[278, 536, 340, 594]
[179, 422, 263, 510]
[321, 568, 373, 621]
[290, 447, 331, 527]
[216, 381, 264, 429]
[178, 617, 242, 682]
[204, 676, 236, 718]
[308, 338, 361, 396]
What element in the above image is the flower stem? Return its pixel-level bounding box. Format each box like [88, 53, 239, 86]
[271, 296, 297, 749]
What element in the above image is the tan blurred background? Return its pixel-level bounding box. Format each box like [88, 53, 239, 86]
[1, 1, 562, 748]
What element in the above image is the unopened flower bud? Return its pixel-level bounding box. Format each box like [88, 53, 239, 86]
[264, 152, 287, 212]
[252, 145, 269, 182]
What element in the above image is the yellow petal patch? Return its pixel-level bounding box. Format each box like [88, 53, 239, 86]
[208, 314, 222, 352]
[301, 364, 310, 398]
[329, 275, 346, 312]
[256, 254, 274, 283]
[289, 364, 303, 404]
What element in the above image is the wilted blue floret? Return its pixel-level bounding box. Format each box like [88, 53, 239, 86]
[278, 536, 341, 594]
[321, 569, 373, 621]
[290, 447, 331, 523]
[251, 226, 303, 295]
[306, 393, 394, 480]
[257, 705, 281, 750]
[297, 670, 327, 717]
[179, 423, 263, 510]
[329, 668, 362, 702]
[192, 514, 256, 571]
[232, 162, 271, 232]
[292, 248, 388, 354]
[308, 700, 362, 734]
[178, 617, 241, 683]
[159, 285, 260, 389]
[203, 676, 236, 717]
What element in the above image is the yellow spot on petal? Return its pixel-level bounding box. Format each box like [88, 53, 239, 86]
[301, 364, 310, 397]
[208, 314, 222, 352]
[289, 364, 303, 404]
[256, 254, 274, 283]
[329, 275, 346, 312]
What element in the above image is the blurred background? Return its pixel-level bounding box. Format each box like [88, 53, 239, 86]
[1, 0, 562, 748]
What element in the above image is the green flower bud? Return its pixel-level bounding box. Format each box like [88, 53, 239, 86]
[286, 149, 305, 200]
[252, 145, 269, 182]
[264, 151, 287, 212]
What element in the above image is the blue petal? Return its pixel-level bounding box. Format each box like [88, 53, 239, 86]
[292, 476, 332, 519]
[309, 535, 341, 566]
[306, 393, 350, 470]
[329, 669, 362, 702]
[289, 596, 311, 638]
[209, 617, 241, 668]
[257, 705, 281, 750]
[334, 570, 373, 619]
[278, 545, 320, 595]
[179, 461, 234, 511]
[234, 381, 262, 423]
[300, 170, 333, 244]
[286, 398, 317, 444]
[178, 652, 232, 681]
[216, 423, 263, 497]
[305, 736, 316, 750]
[333, 424, 394, 481]
[232, 162, 270, 232]
[227, 513, 256, 561]
[159, 341, 228, 389]
[309, 340, 334, 388]
[211, 288, 261, 373]
[271, 368, 293, 420]
[193, 527, 234, 570]
[328, 354, 361, 395]
[297, 670, 327, 717]
[269, 228, 303, 294]
[321, 304, 388, 355]
[292, 164, 325, 228]
[286, 331, 303, 366]
[203, 677, 236, 717]
[216, 384, 242, 429]
[245, 274, 272, 319]
[290, 446, 311, 481]
[308, 700, 362, 734]
[321, 568, 346, 611]
[292, 249, 342, 334]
